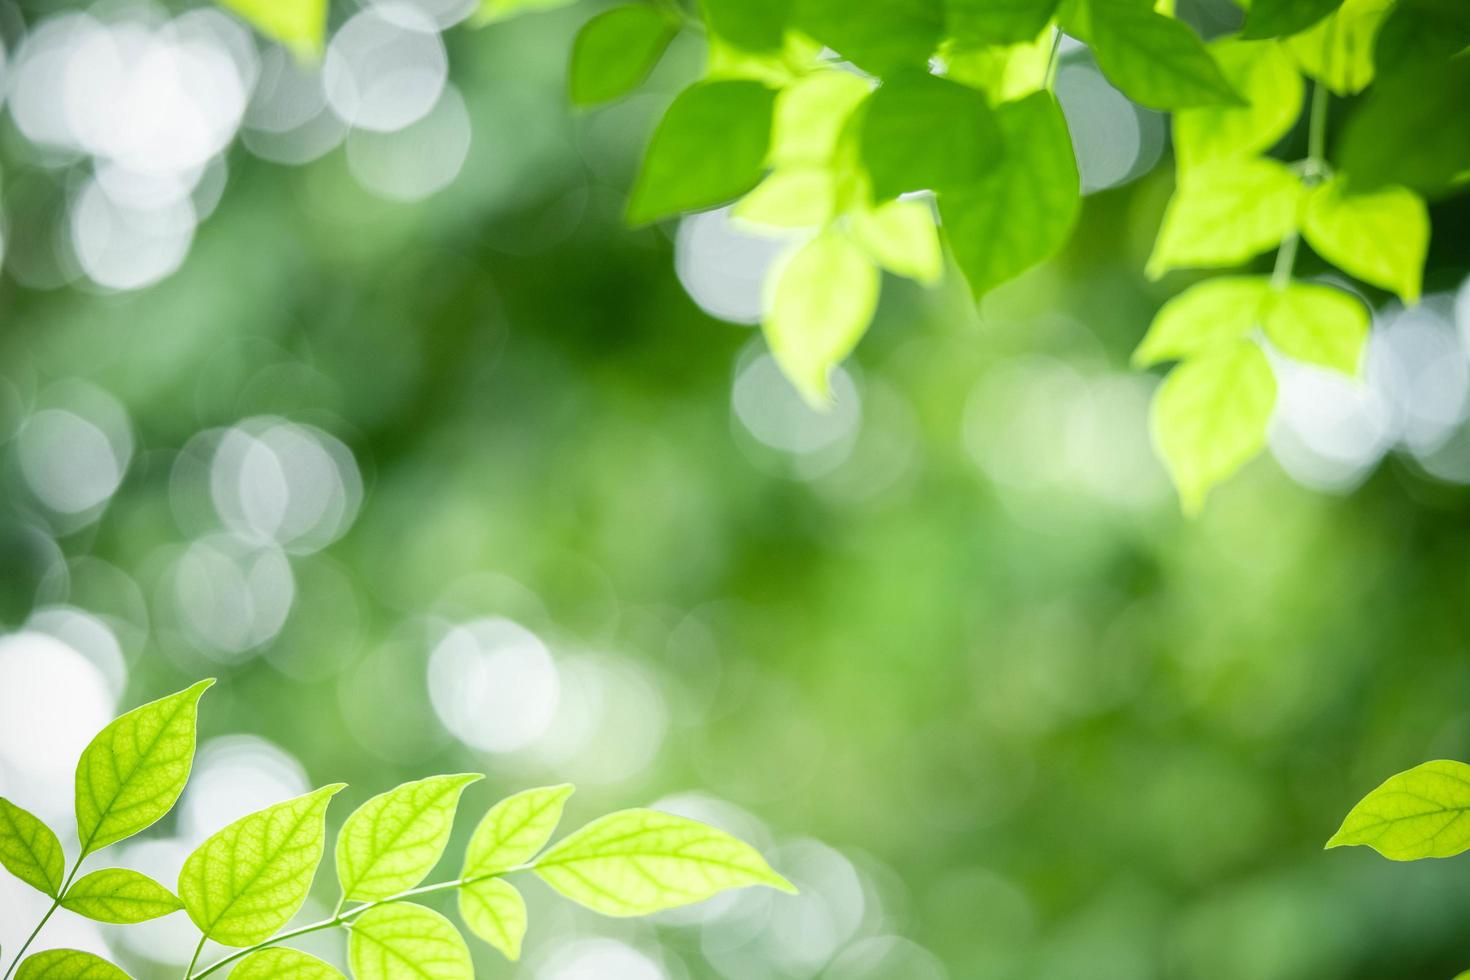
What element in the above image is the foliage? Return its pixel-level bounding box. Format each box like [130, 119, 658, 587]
[0, 683, 793, 980]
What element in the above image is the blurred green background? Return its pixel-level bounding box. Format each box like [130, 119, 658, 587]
[3, 1, 1470, 977]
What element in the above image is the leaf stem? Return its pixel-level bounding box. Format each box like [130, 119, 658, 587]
[1044, 27, 1065, 91]
[1, 860, 84, 980]
[1272, 81, 1330, 291]
[183, 936, 206, 980]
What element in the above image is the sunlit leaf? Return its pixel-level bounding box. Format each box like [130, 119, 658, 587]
[569, 6, 678, 107]
[179, 784, 345, 946]
[349, 903, 474, 980]
[219, 0, 326, 58]
[946, 0, 1060, 47]
[462, 784, 574, 876]
[734, 169, 836, 228]
[458, 876, 528, 961]
[14, 950, 130, 980]
[941, 29, 1055, 102]
[75, 679, 213, 856]
[791, 0, 943, 75]
[762, 231, 881, 406]
[851, 198, 944, 285]
[336, 773, 482, 902]
[1262, 281, 1369, 375]
[1147, 158, 1302, 279]
[1151, 340, 1276, 514]
[0, 797, 64, 898]
[858, 70, 1002, 202]
[939, 91, 1079, 298]
[1286, 0, 1392, 96]
[230, 948, 347, 980]
[1327, 760, 1470, 859]
[626, 81, 777, 225]
[1241, 0, 1343, 39]
[60, 868, 182, 924]
[1173, 39, 1302, 170]
[1082, 0, 1242, 110]
[769, 70, 873, 169]
[1302, 178, 1428, 305]
[1133, 277, 1271, 368]
[533, 808, 796, 916]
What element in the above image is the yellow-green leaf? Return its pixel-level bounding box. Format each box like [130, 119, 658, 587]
[231, 948, 346, 980]
[1147, 158, 1302, 279]
[733, 168, 836, 228]
[218, 0, 327, 58]
[1301, 178, 1428, 304]
[851, 198, 943, 285]
[1151, 339, 1277, 514]
[458, 876, 527, 961]
[15, 950, 131, 980]
[1133, 276, 1272, 367]
[1174, 39, 1303, 171]
[1286, 0, 1392, 96]
[349, 903, 473, 980]
[0, 797, 64, 897]
[762, 230, 881, 406]
[533, 808, 796, 916]
[75, 679, 213, 856]
[1327, 760, 1470, 859]
[1262, 281, 1370, 375]
[336, 773, 482, 903]
[461, 784, 573, 877]
[179, 784, 345, 946]
[60, 868, 183, 924]
[769, 70, 872, 168]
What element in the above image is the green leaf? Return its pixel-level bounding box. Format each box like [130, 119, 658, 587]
[458, 877, 528, 962]
[0, 797, 64, 898]
[534, 808, 795, 916]
[474, 0, 576, 27]
[1147, 158, 1302, 279]
[941, 29, 1055, 102]
[1151, 339, 1276, 514]
[791, 0, 944, 75]
[230, 949, 347, 980]
[1337, 56, 1470, 199]
[349, 903, 474, 980]
[701, 0, 788, 51]
[462, 784, 574, 876]
[569, 6, 678, 107]
[938, 91, 1080, 298]
[769, 70, 873, 169]
[60, 868, 183, 924]
[762, 231, 881, 406]
[218, 0, 326, 57]
[858, 70, 1003, 202]
[1261, 281, 1370, 375]
[626, 80, 777, 226]
[179, 784, 345, 946]
[733, 168, 837, 228]
[946, 0, 1061, 47]
[1133, 277, 1271, 368]
[1286, 0, 1392, 96]
[1301, 178, 1428, 304]
[1173, 39, 1303, 171]
[851, 199, 944, 285]
[336, 773, 482, 903]
[75, 679, 213, 856]
[1327, 760, 1470, 859]
[1083, 0, 1243, 110]
[1242, 0, 1343, 39]
[14, 951, 131, 980]
[1374, 0, 1470, 76]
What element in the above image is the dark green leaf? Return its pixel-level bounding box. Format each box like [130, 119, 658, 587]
[859, 70, 1003, 201]
[791, 0, 944, 75]
[1375, 0, 1470, 76]
[569, 6, 678, 106]
[946, 0, 1060, 47]
[1338, 56, 1470, 198]
[701, 0, 787, 51]
[1242, 0, 1344, 39]
[1084, 0, 1243, 110]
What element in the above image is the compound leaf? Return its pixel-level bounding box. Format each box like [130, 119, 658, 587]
[1085, 0, 1242, 110]
[0, 797, 64, 898]
[1173, 39, 1302, 171]
[569, 6, 678, 106]
[462, 784, 574, 877]
[533, 808, 796, 916]
[179, 784, 345, 947]
[1147, 158, 1302, 279]
[458, 877, 528, 962]
[75, 679, 213, 856]
[1302, 178, 1429, 304]
[1242, 0, 1343, 39]
[349, 903, 474, 980]
[1261, 281, 1369, 375]
[60, 868, 182, 924]
[15, 951, 131, 980]
[1328, 760, 1470, 859]
[231, 949, 347, 980]
[336, 773, 482, 903]
[859, 70, 1003, 201]
[1133, 277, 1271, 367]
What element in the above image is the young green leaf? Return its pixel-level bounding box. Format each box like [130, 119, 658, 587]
[1327, 760, 1470, 859]
[790, 0, 943, 75]
[336, 773, 482, 902]
[349, 903, 474, 980]
[1147, 158, 1302, 279]
[1286, 0, 1392, 96]
[1151, 340, 1277, 514]
[733, 168, 836, 228]
[1337, 56, 1470, 198]
[14, 950, 130, 980]
[218, 0, 326, 57]
[462, 784, 573, 876]
[458, 877, 528, 961]
[533, 808, 796, 916]
[74, 678, 213, 856]
[941, 29, 1056, 103]
[946, 0, 1060, 47]
[1241, 0, 1343, 39]
[1173, 39, 1303, 171]
[626, 80, 777, 226]
[1263, 282, 1369, 374]
[858, 70, 1003, 201]
[178, 784, 345, 946]
[763, 231, 881, 406]
[851, 199, 944, 285]
[231, 948, 347, 980]
[938, 91, 1080, 299]
[1083, 0, 1243, 110]
[701, 0, 787, 52]
[769, 70, 873, 169]
[0, 797, 65, 898]
[569, 6, 677, 107]
[1301, 179, 1428, 305]
[1133, 277, 1272, 368]
[59, 868, 182, 924]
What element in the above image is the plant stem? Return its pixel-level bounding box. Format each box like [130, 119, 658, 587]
[1, 861, 84, 980]
[1272, 80, 1330, 290]
[1044, 28, 1065, 91]
[183, 937, 206, 980]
